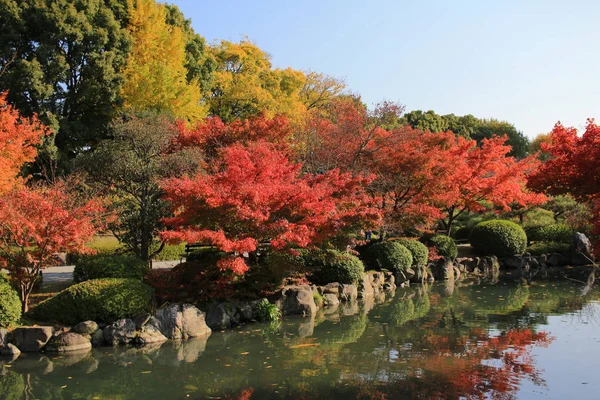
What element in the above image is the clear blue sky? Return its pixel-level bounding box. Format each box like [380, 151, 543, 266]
[168, 0, 599, 138]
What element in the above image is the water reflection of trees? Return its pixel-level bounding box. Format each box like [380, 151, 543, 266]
[1, 281, 598, 399]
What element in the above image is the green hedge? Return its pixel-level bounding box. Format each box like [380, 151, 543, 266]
[360, 242, 413, 272]
[0, 278, 21, 327]
[526, 224, 573, 244]
[527, 241, 570, 256]
[394, 239, 429, 268]
[28, 278, 153, 324]
[470, 220, 527, 257]
[429, 235, 458, 260]
[73, 254, 149, 283]
[305, 249, 365, 285]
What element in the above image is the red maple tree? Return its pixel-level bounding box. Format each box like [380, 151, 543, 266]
[529, 120, 600, 256]
[161, 141, 380, 274]
[0, 92, 48, 193]
[0, 183, 105, 311]
[439, 135, 546, 235]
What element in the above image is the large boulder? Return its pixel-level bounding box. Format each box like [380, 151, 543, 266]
[275, 285, 317, 316]
[0, 328, 7, 347]
[45, 332, 92, 353]
[103, 318, 137, 345]
[571, 233, 595, 265]
[322, 293, 340, 307]
[358, 274, 374, 298]
[0, 343, 21, 357]
[134, 324, 168, 345]
[9, 326, 53, 352]
[340, 284, 358, 301]
[72, 321, 99, 336]
[205, 303, 240, 331]
[430, 258, 455, 280]
[148, 303, 212, 339]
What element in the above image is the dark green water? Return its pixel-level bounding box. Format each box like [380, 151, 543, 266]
[2, 281, 600, 399]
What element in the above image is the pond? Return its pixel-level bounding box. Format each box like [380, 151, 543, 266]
[2, 280, 600, 399]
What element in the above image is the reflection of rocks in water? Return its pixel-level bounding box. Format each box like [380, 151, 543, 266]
[0, 371, 25, 400]
[9, 353, 54, 375]
[340, 301, 359, 316]
[49, 349, 94, 368]
[297, 316, 316, 337]
[443, 280, 455, 297]
[175, 337, 209, 363]
[322, 300, 339, 315]
[362, 295, 375, 314]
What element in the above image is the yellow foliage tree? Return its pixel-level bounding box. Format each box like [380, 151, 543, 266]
[208, 39, 307, 124]
[122, 0, 205, 122]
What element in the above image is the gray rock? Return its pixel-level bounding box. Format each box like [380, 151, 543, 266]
[276, 285, 317, 316]
[205, 302, 240, 331]
[236, 302, 254, 322]
[133, 313, 152, 330]
[134, 324, 168, 345]
[0, 343, 21, 357]
[322, 293, 340, 307]
[91, 329, 105, 347]
[45, 332, 92, 353]
[358, 274, 374, 298]
[339, 284, 358, 301]
[571, 232, 595, 265]
[149, 303, 212, 339]
[0, 328, 7, 347]
[103, 319, 137, 345]
[322, 282, 340, 295]
[10, 326, 53, 352]
[72, 321, 99, 336]
[503, 255, 523, 269]
[430, 258, 455, 280]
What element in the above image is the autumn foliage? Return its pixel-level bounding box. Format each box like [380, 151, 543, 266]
[0, 183, 104, 311]
[161, 140, 380, 274]
[0, 92, 47, 194]
[529, 120, 600, 256]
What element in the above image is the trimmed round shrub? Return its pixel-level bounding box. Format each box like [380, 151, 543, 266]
[470, 220, 527, 257]
[305, 249, 365, 285]
[186, 247, 225, 263]
[28, 278, 153, 324]
[0, 279, 22, 327]
[453, 226, 471, 241]
[73, 254, 150, 283]
[360, 242, 413, 272]
[429, 235, 458, 260]
[394, 239, 429, 268]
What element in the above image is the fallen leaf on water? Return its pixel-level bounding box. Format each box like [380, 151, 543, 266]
[289, 343, 321, 349]
[141, 371, 152, 374]
[224, 364, 231, 367]
[266, 366, 273, 369]
[61, 385, 67, 389]
[241, 351, 249, 355]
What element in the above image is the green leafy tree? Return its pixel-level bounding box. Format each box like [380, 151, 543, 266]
[0, 0, 131, 162]
[78, 114, 200, 262]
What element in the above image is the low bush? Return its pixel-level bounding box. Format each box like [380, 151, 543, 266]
[0, 279, 21, 327]
[526, 224, 573, 244]
[527, 241, 570, 256]
[393, 239, 429, 268]
[470, 220, 527, 257]
[253, 299, 281, 322]
[73, 254, 149, 283]
[429, 235, 458, 260]
[28, 278, 153, 324]
[185, 247, 225, 263]
[313, 291, 324, 308]
[358, 242, 413, 273]
[452, 226, 471, 241]
[305, 249, 365, 285]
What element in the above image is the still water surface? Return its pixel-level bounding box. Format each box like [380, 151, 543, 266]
[2, 281, 600, 399]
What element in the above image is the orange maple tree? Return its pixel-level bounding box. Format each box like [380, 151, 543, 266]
[529, 120, 600, 256]
[0, 183, 105, 311]
[0, 92, 48, 193]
